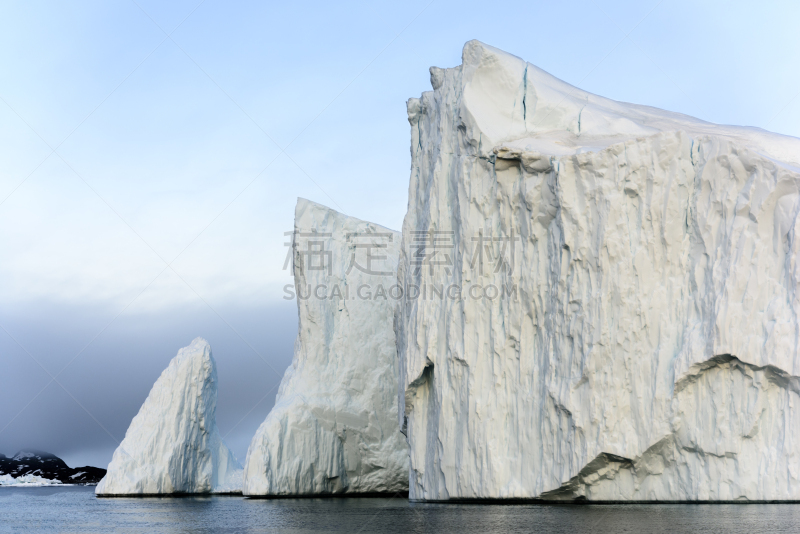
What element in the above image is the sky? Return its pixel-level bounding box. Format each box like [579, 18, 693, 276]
[1, 0, 798, 469]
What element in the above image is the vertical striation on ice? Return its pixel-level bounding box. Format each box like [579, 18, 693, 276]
[96, 338, 242, 495]
[397, 40, 800, 501]
[243, 199, 408, 496]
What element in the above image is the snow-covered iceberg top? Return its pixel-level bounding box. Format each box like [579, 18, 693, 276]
[442, 40, 800, 167]
[243, 199, 408, 496]
[96, 338, 242, 495]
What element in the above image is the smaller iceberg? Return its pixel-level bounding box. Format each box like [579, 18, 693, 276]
[243, 199, 408, 496]
[96, 338, 242, 495]
[0, 474, 64, 486]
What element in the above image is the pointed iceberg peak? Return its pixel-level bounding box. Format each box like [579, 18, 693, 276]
[96, 338, 242, 495]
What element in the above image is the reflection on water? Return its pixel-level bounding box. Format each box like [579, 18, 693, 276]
[3, 486, 800, 533]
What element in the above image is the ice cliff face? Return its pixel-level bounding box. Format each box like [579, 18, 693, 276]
[96, 338, 242, 495]
[243, 199, 408, 496]
[397, 40, 800, 501]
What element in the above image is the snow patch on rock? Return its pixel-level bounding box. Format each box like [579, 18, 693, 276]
[96, 338, 242, 495]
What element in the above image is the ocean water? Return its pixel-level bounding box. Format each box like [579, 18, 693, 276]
[3, 486, 800, 533]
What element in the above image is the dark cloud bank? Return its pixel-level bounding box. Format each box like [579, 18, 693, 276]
[0, 299, 297, 469]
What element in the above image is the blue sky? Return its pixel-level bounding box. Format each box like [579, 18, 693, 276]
[1, 0, 798, 467]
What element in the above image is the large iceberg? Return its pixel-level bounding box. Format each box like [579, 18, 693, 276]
[397, 40, 800, 501]
[97, 338, 242, 495]
[243, 199, 408, 496]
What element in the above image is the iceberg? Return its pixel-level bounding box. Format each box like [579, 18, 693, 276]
[397, 40, 800, 501]
[96, 338, 242, 495]
[243, 199, 408, 496]
[0, 474, 65, 486]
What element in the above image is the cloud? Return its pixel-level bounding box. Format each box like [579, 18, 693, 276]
[0, 299, 297, 468]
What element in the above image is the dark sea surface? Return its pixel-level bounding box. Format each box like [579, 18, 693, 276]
[3, 486, 800, 533]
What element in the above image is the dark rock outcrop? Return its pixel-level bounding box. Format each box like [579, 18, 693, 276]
[0, 450, 106, 484]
